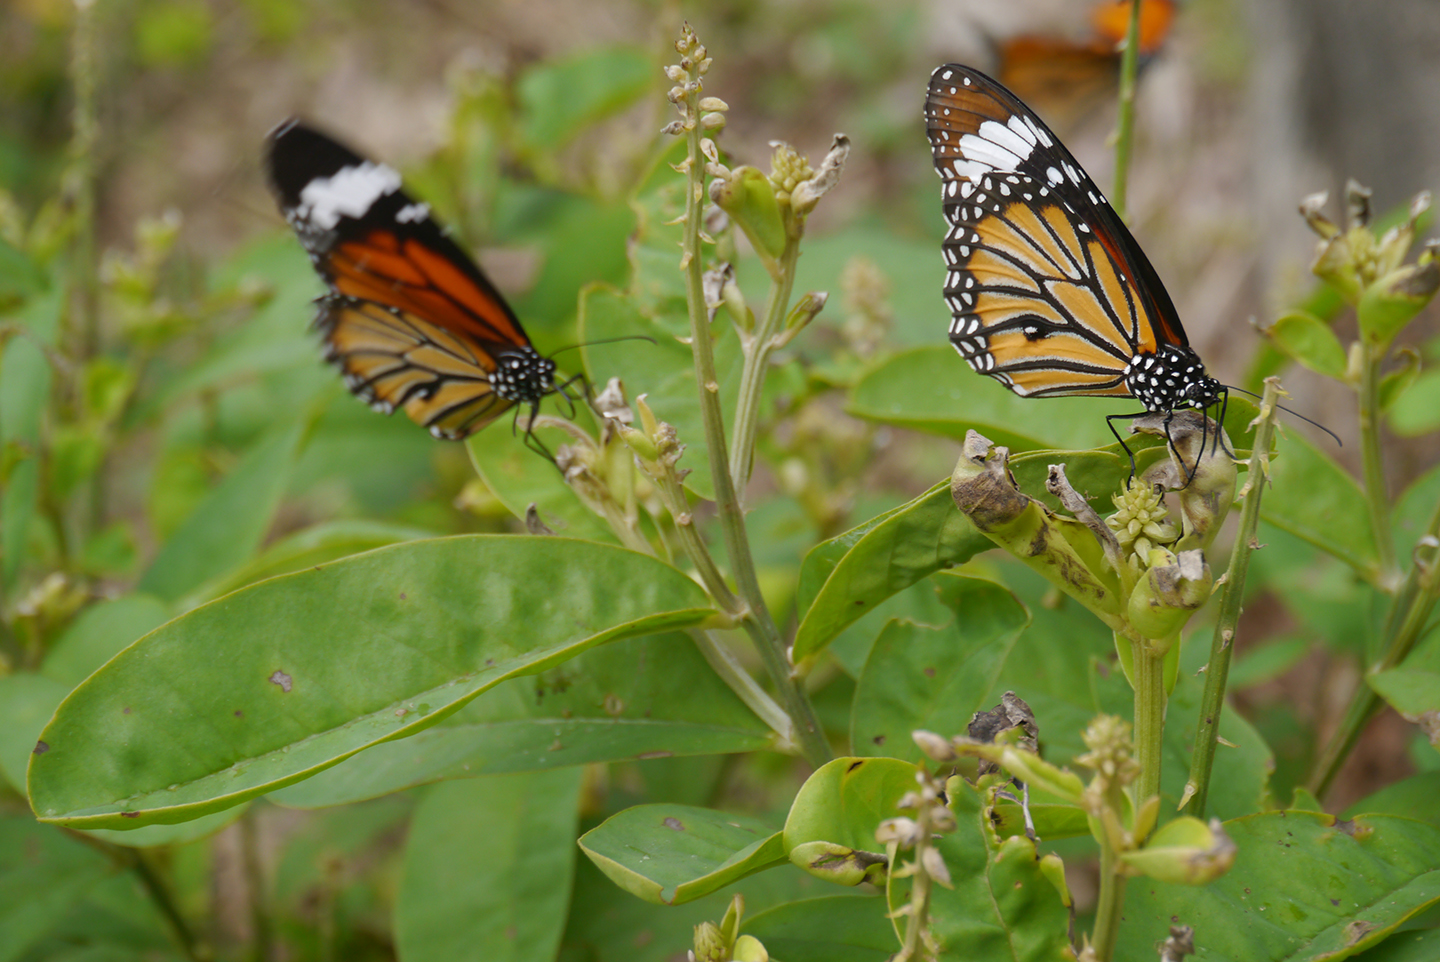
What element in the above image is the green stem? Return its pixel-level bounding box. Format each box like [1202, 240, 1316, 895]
[1186, 379, 1281, 816]
[676, 68, 831, 768]
[1358, 341, 1400, 588]
[1310, 495, 1440, 798]
[728, 238, 800, 497]
[1110, 0, 1145, 220]
[241, 810, 271, 962]
[1133, 637, 1166, 805]
[63, 830, 204, 961]
[1091, 840, 1128, 962]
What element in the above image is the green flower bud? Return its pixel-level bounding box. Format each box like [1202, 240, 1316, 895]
[1126, 548, 1212, 641]
[693, 921, 727, 962]
[732, 935, 769, 962]
[1119, 817, 1236, 884]
[789, 840, 888, 886]
[1357, 256, 1440, 350]
[719, 893, 744, 945]
[708, 166, 786, 267]
[791, 134, 850, 216]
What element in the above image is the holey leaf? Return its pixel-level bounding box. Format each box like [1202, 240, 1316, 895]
[28, 537, 714, 830]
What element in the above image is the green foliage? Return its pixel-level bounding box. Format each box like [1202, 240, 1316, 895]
[2, 13, 1439, 962]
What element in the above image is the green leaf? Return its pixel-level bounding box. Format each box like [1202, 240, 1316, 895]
[133, 0, 213, 68]
[396, 770, 584, 962]
[1368, 668, 1440, 721]
[1343, 772, 1440, 829]
[1351, 929, 1440, 962]
[579, 804, 784, 905]
[136, 423, 307, 603]
[0, 817, 115, 962]
[176, 519, 438, 609]
[0, 237, 45, 308]
[913, 779, 1072, 961]
[851, 577, 1028, 760]
[467, 409, 621, 546]
[267, 631, 771, 808]
[1263, 430, 1378, 579]
[1394, 463, 1440, 561]
[516, 46, 652, 154]
[1118, 811, 1440, 961]
[848, 347, 1094, 450]
[1388, 367, 1440, 436]
[2, 457, 38, 591]
[793, 482, 989, 660]
[784, 757, 917, 885]
[1378, 348, 1421, 412]
[0, 672, 70, 795]
[742, 895, 895, 962]
[42, 595, 172, 687]
[1265, 310, 1348, 379]
[29, 536, 714, 829]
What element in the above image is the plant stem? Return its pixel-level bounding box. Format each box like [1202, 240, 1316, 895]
[62, 829, 204, 961]
[1091, 840, 1128, 962]
[1186, 379, 1281, 816]
[1357, 340, 1400, 588]
[675, 72, 831, 768]
[1133, 637, 1166, 805]
[240, 810, 271, 962]
[728, 238, 800, 498]
[1110, 0, 1145, 220]
[1310, 495, 1440, 798]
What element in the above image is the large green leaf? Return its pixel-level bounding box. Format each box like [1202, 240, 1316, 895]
[793, 482, 989, 660]
[784, 757, 917, 885]
[395, 770, 584, 962]
[1344, 772, 1440, 829]
[29, 536, 714, 829]
[41, 595, 172, 687]
[849, 346, 1101, 450]
[742, 895, 895, 962]
[851, 577, 1028, 760]
[1118, 811, 1440, 961]
[0, 817, 115, 962]
[136, 422, 307, 603]
[516, 46, 652, 155]
[579, 804, 785, 905]
[268, 631, 771, 808]
[1263, 431, 1378, 580]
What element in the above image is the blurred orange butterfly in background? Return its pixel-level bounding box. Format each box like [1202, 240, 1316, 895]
[265, 119, 571, 453]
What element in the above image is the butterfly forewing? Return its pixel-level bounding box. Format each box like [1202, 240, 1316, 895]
[926, 64, 1187, 400]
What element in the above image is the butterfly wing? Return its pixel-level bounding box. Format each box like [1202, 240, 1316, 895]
[925, 64, 1190, 399]
[265, 119, 540, 438]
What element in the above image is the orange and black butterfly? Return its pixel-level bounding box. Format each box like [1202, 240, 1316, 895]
[995, 0, 1176, 125]
[924, 64, 1224, 462]
[265, 119, 569, 453]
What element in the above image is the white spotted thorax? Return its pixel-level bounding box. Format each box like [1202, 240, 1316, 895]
[490, 349, 557, 403]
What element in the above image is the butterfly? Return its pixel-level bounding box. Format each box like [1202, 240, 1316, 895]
[265, 119, 569, 453]
[924, 63, 1224, 471]
[995, 0, 1175, 128]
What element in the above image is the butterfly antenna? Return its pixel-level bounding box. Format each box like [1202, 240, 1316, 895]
[1224, 385, 1342, 447]
[548, 334, 658, 357]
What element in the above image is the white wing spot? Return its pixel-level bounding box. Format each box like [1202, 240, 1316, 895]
[298, 161, 402, 230]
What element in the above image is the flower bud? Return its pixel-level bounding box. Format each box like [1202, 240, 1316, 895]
[875, 817, 923, 848]
[1119, 817, 1236, 884]
[692, 922, 727, 962]
[913, 729, 958, 762]
[732, 935, 769, 962]
[921, 846, 954, 889]
[708, 166, 787, 267]
[1126, 547, 1212, 640]
[1357, 257, 1440, 349]
[791, 134, 850, 216]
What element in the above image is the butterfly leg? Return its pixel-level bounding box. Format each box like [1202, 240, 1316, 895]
[1106, 410, 1148, 480]
[512, 402, 560, 466]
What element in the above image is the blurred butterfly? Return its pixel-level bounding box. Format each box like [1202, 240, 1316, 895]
[924, 64, 1223, 470]
[265, 119, 572, 454]
[996, 0, 1175, 128]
